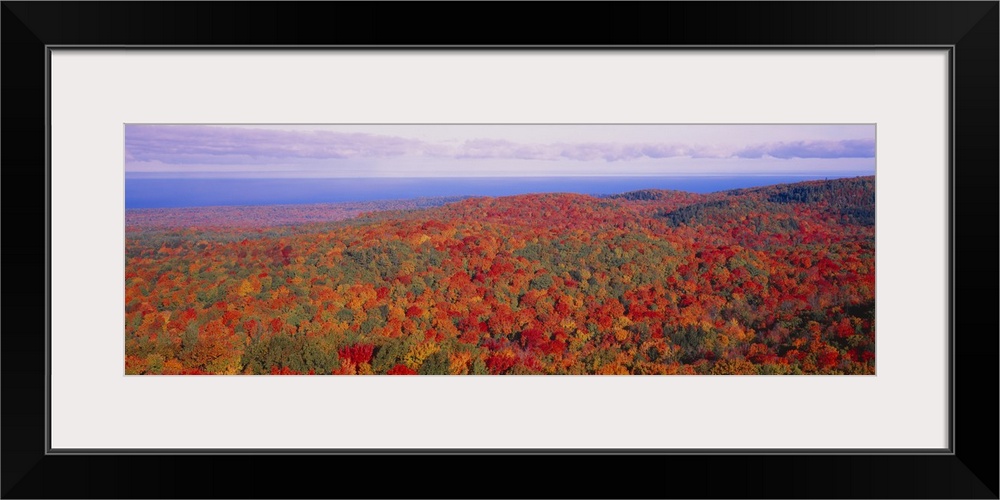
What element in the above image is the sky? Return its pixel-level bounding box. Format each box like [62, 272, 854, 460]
[124, 124, 876, 178]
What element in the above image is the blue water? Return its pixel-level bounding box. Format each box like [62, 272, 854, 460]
[124, 176, 858, 209]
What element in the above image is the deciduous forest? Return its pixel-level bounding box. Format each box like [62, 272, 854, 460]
[125, 176, 875, 375]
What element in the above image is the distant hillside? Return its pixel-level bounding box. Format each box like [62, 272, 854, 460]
[606, 188, 701, 202]
[125, 196, 472, 230]
[659, 176, 875, 229]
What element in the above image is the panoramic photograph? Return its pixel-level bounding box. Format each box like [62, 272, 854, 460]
[125, 124, 875, 375]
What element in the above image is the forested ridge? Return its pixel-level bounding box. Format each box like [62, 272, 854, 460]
[125, 176, 875, 375]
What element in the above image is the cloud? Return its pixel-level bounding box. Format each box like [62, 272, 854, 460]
[125, 125, 875, 172]
[456, 140, 712, 162]
[454, 139, 546, 160]
[450, 138, 874, 162]
[125, 125, 421, 164]
[734, 139, 875, 159]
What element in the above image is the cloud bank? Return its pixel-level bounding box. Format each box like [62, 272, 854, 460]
[126, 125, 876, 170]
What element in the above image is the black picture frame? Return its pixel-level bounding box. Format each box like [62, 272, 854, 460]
[3, 2, 996, 498]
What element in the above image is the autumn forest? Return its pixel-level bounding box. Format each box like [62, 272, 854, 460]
[123, 175, 875, 375]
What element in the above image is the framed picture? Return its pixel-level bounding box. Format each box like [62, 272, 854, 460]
[3, 2, 996, 498]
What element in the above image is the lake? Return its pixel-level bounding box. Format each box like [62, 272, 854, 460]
[125, 175, 859, 209]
